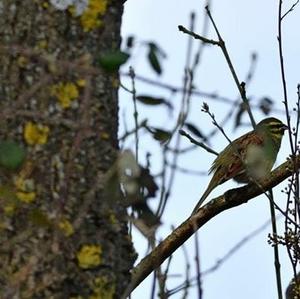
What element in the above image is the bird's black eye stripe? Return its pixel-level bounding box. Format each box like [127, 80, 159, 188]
[267, 122, 286, 135]
[270, 122, 285, 130]
[269, 126, 285, 137]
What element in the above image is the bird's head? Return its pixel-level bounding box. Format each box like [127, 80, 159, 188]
[256, 117, 288, 141]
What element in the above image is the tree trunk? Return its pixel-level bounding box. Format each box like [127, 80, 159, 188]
[0, 0, 135, 298]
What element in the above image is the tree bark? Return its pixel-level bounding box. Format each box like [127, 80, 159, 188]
[0, 1, 135, 298]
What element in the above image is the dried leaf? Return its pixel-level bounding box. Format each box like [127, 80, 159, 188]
[151, 128, 172, 143]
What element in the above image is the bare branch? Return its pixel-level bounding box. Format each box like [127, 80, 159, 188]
[121, 156, 299, 298]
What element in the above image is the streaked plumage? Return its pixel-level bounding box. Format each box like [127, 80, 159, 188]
[192, 117, 287, 214]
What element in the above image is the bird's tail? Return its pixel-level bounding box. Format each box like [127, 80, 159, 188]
[191, 181, 216, 215]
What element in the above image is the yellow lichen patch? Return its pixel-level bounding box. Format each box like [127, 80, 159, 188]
[109, 213, 117, 225]
[100, 132, 110, 140]
[16, 191, 36, 203]
[89, 276, 115, 299]
[51, 82, 79, 108]
[76, 79, 86, 87]
[4, 204, 16, 215]
[58, 219, 74, 237]
[80, 0, 108, 32]
[36, 40, 48, 50]
[0, 222, 7, 230]
[15, 176, 32, 191]
[111, 78, 119, 88]
[17, 56, 28, 68]
[77, 245, 102, 269]
[14, 166, 36, 204]
[42, 1, 49, 9]
[18, 161, 34, 179]
[24, 122, 50, 145]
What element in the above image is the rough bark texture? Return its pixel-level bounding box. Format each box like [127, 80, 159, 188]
[0, 0, 136, 298]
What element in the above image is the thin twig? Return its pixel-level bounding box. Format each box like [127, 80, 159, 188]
[179, 6, 257, 129]
[119, 119, 148, 142]
[201, 103, 232, 144]
[194, 232, 202, 299]
[120, 72, 287, 115]
[178, 25, 219, 45]
[155, 14, 196, 219]
[166, 160, 208, 176]
[129, 67, 139, 162]
[278, 0, 295, 153]
[180, 243, 191, 299]
[268, 190, 283, 299]
[205, 6, 256, 128]
[179, 129, 218, 156]
[281, 0, 299, 20]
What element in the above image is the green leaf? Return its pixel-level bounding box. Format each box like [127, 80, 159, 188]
[99, 50, 130, 72]
[136, 95, 173, 110]
[152, 128, 172, 143]
[0, 141, 26, 170]
[126, 35, 134, 49]
[184, 122, 205, 139]
[147, 44, 162, 75]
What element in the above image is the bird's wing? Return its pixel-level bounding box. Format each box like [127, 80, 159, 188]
[209, 131, 264, 183]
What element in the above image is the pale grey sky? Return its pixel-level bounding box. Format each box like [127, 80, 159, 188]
[120, 1, 300, 298]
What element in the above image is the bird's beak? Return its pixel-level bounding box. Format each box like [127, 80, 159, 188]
[283, 124, 289, 131]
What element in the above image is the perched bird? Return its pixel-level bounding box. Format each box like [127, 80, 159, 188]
[193, 117, 287, 214]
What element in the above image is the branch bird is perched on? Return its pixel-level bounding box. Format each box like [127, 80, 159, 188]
[193, 117, 288, 214]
